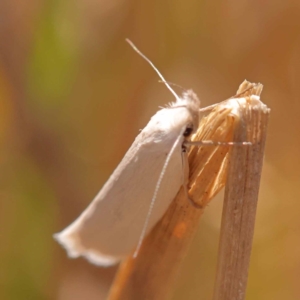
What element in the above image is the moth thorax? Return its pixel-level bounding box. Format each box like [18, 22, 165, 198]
[182, 90, 200, 132]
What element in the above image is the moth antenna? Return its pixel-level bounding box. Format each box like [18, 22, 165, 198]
[126, 38, 180, 101]
[158, 80, 187, 92]
[133, 130, 184, 258]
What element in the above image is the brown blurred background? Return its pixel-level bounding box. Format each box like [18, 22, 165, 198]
[1, 0, 300, 299]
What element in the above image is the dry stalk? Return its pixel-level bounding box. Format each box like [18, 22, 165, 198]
[107, 81, 269, 300]
[213, 81, 270, 300]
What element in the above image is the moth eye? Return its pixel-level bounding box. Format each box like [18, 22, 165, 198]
[183, 126, 193, 137]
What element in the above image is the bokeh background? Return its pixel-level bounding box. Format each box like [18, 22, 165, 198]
[1, 0, 300, 299]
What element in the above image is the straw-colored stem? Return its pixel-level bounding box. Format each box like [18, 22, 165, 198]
[213, 84, 270, 300]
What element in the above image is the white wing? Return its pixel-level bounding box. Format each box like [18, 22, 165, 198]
[54, 107, 193, 266]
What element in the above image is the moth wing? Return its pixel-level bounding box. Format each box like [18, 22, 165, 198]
[54, 123, 184, 266]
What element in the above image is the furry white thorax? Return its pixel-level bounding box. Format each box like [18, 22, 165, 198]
[165, 89, 200, 135]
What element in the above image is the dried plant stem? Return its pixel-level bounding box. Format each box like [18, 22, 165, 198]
[213, 83, 270, 300]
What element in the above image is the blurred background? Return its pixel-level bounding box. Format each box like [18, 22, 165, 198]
[1, 0, 300, 299]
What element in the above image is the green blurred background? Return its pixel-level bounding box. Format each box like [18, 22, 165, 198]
[1, 0, 300, 299]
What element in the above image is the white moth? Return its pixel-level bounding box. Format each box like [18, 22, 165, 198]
[54, 40, 202, 266]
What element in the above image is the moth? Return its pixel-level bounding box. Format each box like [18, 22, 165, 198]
[54, 40, 240, 266]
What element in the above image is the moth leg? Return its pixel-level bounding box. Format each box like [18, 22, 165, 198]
[181, 149, 203, 209]
[185, 141, 251, 146]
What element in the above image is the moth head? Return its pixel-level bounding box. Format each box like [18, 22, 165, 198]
[165, 89, 200, 138]
[180, 90, 200, 136]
